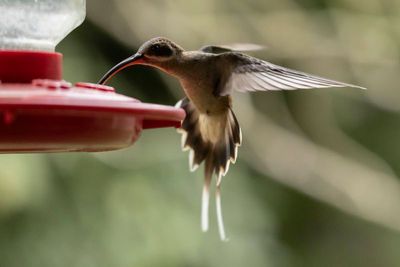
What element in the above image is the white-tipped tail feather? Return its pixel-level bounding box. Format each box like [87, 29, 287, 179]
[201, 185, 210, 232]
[189, 150, 199, 172]
[201, 157, 213, 232]
[216, 185, 228, 241]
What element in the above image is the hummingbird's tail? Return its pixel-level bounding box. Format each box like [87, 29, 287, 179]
[176, 97, 242, 241]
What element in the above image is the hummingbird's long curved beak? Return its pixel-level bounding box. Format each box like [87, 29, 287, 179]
[98, 53, 144, 85]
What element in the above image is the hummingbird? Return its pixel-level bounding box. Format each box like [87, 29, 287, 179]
[99, 37, 365, 241]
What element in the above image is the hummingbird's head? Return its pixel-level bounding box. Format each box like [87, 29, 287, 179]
[99, 37, 184, 84]
[138, 37, 184, 61]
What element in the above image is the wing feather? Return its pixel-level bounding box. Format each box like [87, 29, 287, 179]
[218, 53, 365, 95]
[259, 72, 297, 90]
[266, 72, 322, 88]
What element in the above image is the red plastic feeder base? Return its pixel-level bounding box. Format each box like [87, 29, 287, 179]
[0, 50, 185, 153]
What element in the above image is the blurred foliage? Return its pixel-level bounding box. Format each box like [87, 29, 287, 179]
[1, 0, 400, 266]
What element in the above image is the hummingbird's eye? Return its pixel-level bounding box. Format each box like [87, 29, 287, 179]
[148, 43, 173, 57]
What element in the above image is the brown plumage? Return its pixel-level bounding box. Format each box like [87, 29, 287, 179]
[99, 37, 365, 241]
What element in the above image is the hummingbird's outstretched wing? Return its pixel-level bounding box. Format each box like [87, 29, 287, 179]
[200, 43, 265, 54]
[217, 53, 365, 96]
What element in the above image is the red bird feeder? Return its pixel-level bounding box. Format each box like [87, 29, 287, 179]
[0, 0, 184, 153]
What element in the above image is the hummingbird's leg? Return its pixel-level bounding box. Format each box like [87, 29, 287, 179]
[216, 178, 228, 241]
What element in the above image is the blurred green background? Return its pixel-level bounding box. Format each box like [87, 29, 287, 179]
[2, 0, 400, 266]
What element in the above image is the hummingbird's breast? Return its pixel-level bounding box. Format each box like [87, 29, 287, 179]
[175, 53, 231, 115]
[180, 75, 230, 115]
